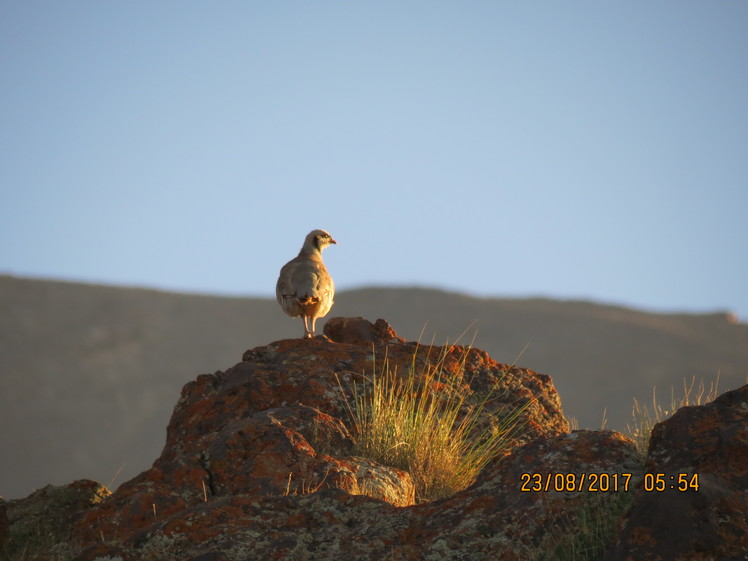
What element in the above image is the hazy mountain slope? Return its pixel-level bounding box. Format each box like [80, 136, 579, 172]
[1, 276, 746, 499]
[0, 276, 275, 499]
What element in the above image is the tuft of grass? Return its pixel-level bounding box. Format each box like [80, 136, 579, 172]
[341, 344, 528, 503]
[625, 374, 720, 457]
[533, 490, 634, 561]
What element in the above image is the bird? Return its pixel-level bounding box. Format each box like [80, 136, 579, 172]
[276, 229, 337, 338]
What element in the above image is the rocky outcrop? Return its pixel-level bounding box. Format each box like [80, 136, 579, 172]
[69, 318, 567, 550]
[3, 318, 746, 560]
[0, 480, 109, 560]
[604, 384, 748, 561]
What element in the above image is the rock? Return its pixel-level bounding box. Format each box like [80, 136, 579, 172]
[2, 479, 109, 560]
[323, 317, 405, 345]
[604, 383, 748, 561]
[73, 430, 640, 561]
[414, 429, 642, 560]
[71, 317, 568, 554]
[0, 499, 8, 549]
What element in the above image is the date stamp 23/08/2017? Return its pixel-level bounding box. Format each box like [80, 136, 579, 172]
[519, 472, 700, 493]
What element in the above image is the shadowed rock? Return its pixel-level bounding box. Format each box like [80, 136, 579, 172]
[604, 384, 748, 561]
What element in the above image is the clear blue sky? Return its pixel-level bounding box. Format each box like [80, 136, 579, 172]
[2, 2, 747, 320]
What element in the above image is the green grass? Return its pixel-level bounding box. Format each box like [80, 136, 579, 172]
[533, 490, 634, 561]
[341, 344, 528, 503]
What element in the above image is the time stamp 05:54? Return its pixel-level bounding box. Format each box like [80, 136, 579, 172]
[520, 472, 700, 493]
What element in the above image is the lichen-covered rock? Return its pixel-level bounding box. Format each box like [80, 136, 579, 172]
[415, 429, 642, 560]
[604, 383, 748, 561]
[71, 317, 568, 553]
[2, 480, 109, 560]
[323, 316, 405, 345]
[73, 430, 640, 561]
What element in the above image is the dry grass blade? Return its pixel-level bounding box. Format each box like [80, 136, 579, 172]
[626, 373, 721, 457]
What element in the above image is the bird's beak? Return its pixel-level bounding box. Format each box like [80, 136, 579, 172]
[330, 238, 337, 245]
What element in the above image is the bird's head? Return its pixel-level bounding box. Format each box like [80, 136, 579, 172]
[305, 229, 337, 253]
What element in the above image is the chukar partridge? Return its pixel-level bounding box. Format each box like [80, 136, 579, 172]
[276, 229, 337, 338]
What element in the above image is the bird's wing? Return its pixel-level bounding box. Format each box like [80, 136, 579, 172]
[276, 259, 299, 302]
[277, 257, 332, 301]
[293, 262, 331, 300]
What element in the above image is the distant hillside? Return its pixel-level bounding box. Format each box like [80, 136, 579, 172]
[1, 275, 746, 499]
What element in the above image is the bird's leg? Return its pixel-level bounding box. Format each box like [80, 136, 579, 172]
[309, 316, 318, 338]
[302, 316, 313, 338]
